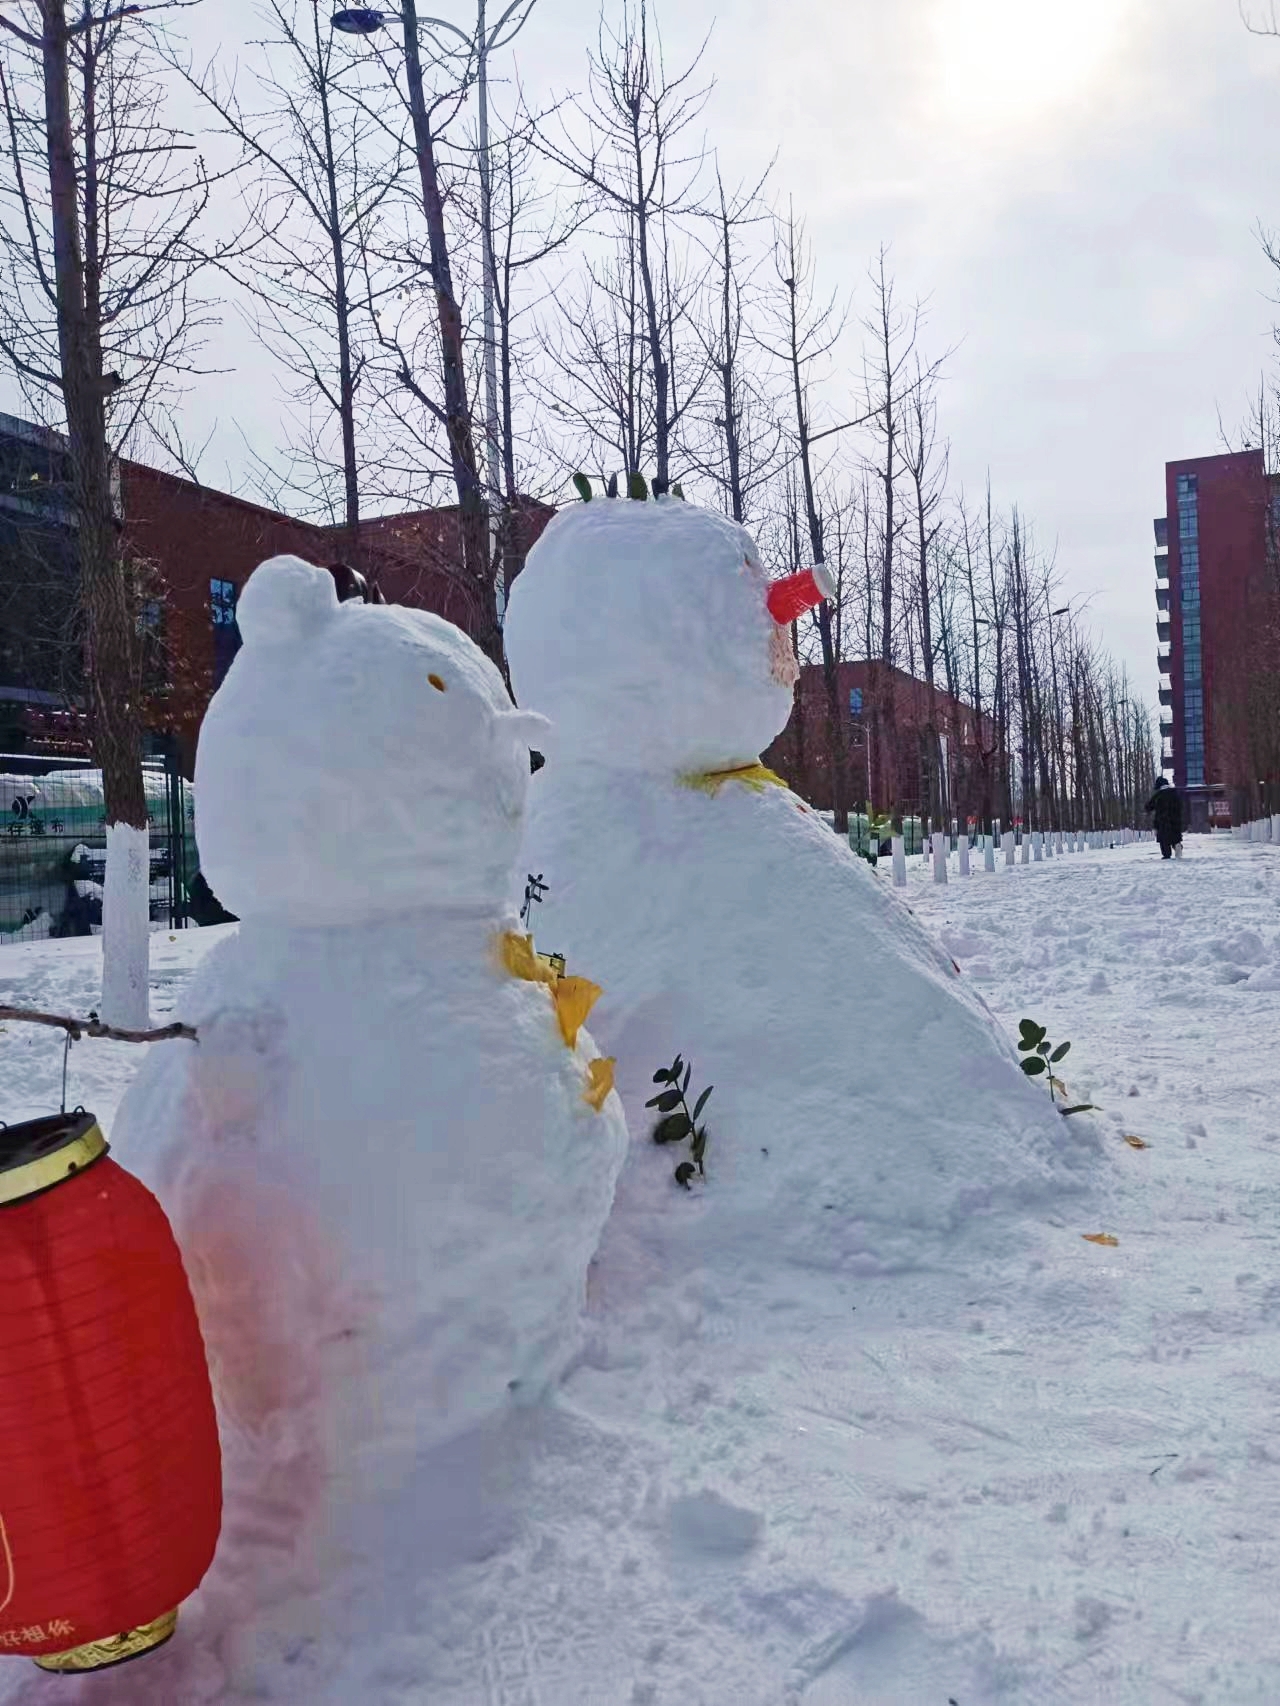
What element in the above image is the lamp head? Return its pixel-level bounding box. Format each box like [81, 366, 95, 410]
[332, 8, 387, 35]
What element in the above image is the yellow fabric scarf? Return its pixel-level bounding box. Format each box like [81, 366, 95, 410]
[679, 761, 788, 797]
[496, 932, 616, 1110]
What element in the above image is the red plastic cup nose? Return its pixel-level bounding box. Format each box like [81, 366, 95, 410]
[766, 563, 836, 625]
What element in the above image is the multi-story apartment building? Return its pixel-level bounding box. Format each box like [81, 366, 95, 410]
[1155, 450, 1278, 831]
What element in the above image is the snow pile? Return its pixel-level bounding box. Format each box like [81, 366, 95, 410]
[506, 496, 1096, 1286]
[6, 818, 1280, 1702]
[69, 558, 628, 1698]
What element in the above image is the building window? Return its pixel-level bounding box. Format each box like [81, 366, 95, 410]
[211, 578, 236, 625]
[211, 577, 241, 686]
[1154, 517, 1168, 549]
[1176, 480, 1205, 786]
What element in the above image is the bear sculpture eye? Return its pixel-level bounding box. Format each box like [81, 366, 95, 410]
[428, 674, 447, 692]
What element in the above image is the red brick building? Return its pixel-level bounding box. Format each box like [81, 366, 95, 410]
[0, 412, 552, 773]
[765, 660, 994, 821]
[1156, 451, 1280, 831]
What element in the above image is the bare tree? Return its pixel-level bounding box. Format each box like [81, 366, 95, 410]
[484, 109, 587, 576]
[858, 249, 928, 821]
[177, 0, 410, 560]
[766, 205, 852, 830]
[900, 346, 949, 819]
[540, 222, 656, 482]
[537, 0, 712, 489]
[685, 165, 781, 524]
[0, 0, 227, 1024]
[329, 0, 504, 664]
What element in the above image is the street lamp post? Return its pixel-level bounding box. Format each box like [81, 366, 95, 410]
[333, 1, 533, 631]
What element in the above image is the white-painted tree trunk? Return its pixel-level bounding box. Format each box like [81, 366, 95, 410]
[1003, 830, 1015, 868]
[1021, 832, 1031, 865]
[1032, 831, 1042, 862]
[932, 831, 948, 885]
[100, 821, 151, 1030]
[891, 835, 907, 888]
[983, 833, 995, 873]
[958, 835, 970, 877]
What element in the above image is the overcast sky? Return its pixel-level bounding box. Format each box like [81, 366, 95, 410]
[9, 0, 1280, 712]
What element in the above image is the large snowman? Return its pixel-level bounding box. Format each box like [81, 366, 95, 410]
[505, 493, 1089, 1284]
[109, 557, 628, 1679]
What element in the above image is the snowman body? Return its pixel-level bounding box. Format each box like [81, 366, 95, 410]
[505, 499, 1087, 1278]
[112, 558, 628, 1631]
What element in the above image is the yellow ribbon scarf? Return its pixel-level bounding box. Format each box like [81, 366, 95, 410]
[679, 761, 788, 797]
[496, 931, 616, 1110]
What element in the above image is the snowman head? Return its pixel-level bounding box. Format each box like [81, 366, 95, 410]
[195, 556, 549, 925]
[506, 498, 818, 776]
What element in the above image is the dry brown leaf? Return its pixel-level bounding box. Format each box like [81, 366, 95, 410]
[1123, 1135, 1149, 1150]
[1082, 1232, 1119, 1247]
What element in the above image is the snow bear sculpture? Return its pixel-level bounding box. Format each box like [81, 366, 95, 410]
[505, 496, 1089, 1283]
[111, 556, 628, 1665]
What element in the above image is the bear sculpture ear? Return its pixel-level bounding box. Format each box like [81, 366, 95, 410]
[235, 556, 341, 648]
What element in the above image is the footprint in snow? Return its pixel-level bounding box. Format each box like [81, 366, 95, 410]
[795, 1589, 1021, 1705]
[667, 1489, 762, 1558]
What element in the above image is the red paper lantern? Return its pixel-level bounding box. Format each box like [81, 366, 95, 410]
[766, 562, 836, 627]
[0, 1111, 221, 1674]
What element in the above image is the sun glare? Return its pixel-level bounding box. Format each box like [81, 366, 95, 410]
[929, 0, 1130, 135]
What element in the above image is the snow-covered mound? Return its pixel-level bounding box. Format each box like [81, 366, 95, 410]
[6, 843, 1279, 1706]
[102, 558, 629, 1693]
[506, 497, 1095, 1278]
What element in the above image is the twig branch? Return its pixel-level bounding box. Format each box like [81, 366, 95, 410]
[0, 10, 42, 51]
[0, 1005, 197, 1043]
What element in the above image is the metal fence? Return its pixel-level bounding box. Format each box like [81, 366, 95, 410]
[0, 756, 195, 944]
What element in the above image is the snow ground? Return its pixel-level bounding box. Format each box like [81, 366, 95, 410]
[3, 838, 1280, 1704]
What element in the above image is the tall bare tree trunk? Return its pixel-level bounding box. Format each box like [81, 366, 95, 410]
[715, 178, 744, 521]
[782, 238, 849, 834]
[42, 0, 148, 1024]
[401, 0, 498, 665]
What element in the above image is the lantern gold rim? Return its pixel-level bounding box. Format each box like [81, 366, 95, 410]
[33, 1608, 179, 1673]
[0, 1119, 107, 1208]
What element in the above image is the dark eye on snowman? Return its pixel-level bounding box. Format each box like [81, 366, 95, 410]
[428, 674, 446, 692]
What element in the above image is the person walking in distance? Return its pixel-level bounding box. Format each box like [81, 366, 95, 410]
[1145, 775, 1184, 860]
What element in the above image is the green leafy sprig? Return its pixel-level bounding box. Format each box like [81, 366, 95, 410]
[1017, 1018, 1095, 1116]
[570, 470, 686, 503]
[647, 1053, 713, 1189]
